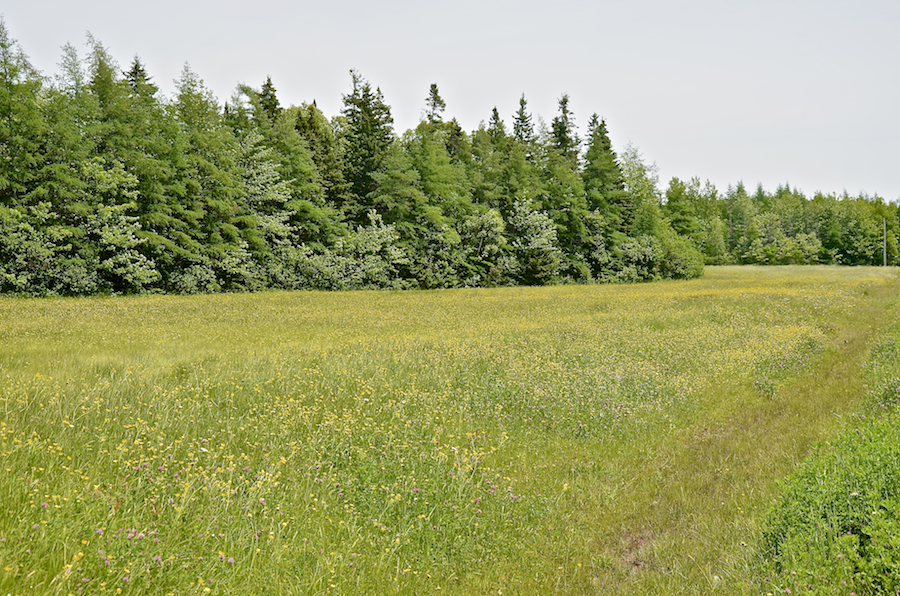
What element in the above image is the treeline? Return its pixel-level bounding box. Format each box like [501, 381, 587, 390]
[0, 24, 895, 296]
[665, 178, 898, 267]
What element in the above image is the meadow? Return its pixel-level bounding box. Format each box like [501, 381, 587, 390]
[1, 266, 899, 595]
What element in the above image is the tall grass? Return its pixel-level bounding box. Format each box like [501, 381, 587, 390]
[758, 308, 900, 595]
[1, 266, 898, 595]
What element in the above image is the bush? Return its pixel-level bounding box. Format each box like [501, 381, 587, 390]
[655, 227, 704, 279]
[760, 416, 900, 594]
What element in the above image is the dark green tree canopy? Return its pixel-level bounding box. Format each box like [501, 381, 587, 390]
[1, 20, 893, 297]
[551, 94, 580, 169]
[125, 57, 158, 97]
[340, 70, 396, 223]
[258, 76, 282, 122]
[512, 94, 535, 147]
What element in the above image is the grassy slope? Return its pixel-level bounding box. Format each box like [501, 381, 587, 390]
[1, 266, 898, 595]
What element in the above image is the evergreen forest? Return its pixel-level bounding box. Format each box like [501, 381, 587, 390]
[1, 23, 897, 296]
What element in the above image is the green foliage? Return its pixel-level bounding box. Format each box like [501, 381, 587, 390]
[760, 416, 900, 595]
[0, 21, 48, 208]
[663, 177, 700, 239]
[424, 83, 446, 124]
[619, 143, 661, 235]
[340, 70, 396, 224]
[290, 102, 348, 208]
[6, 22, 895, 298]
[4, 21, 899, 298]
[507, 197, 562, 285]
[293, 211, 410, 290]
[583, 114, 627, 230]
[512, 94, 535, 151]
[759, 325, 900, 595]
[0, 203, 77, 294]
[700, 215, 729, 264]
[88, 203, 161, 292]
[654, 225, 705, 279]
[550, 94, 580, 170]
[599, 235, 659, 283]
[257, 75, 282, 121]
[457, 207, 517, 286]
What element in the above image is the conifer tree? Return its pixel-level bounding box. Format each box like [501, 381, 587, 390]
[0, 20, 45, 206]
[582, 114, 628, 232]
[512, 94, 535, 149]
[619, 143, 662, 235]
[292, 102, 348, 209]
[551, 94, 580, 169]
[407, 122, 472, 220]
[0, 21, 725, 292]
[664, 177, 701, 239]
[170, 65, 259, 291]
[487, 107, 508, 149]
[424, 83, 446, 124]
[258, 76, 282, 122]
[340, 70, 395, 224]
[443, 118, 469, 162]
[125, 58, 157, 95]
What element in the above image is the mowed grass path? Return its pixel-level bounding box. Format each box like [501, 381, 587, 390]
[1, 266, 898, 595]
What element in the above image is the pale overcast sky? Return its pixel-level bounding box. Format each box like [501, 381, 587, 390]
[3, 0, 898, 200]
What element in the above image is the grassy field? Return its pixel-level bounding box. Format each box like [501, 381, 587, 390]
[1, 266, 899, 595]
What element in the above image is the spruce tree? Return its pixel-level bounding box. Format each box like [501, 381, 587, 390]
[125, 57, 157, 95]
[443, 118, 469, 162]
[340, 70, 395, 225]
[512, 94, 534, 147]
[258, 76, 282, 122]
[619, 143, 661, 235]
[582, 114, 628, 233]
[550, 94, 580, 170]
[407, 121, 472, 220]
[424, 83, 446, 124]
[292, 101, 348, 209]
[487, 107, 508, 149]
